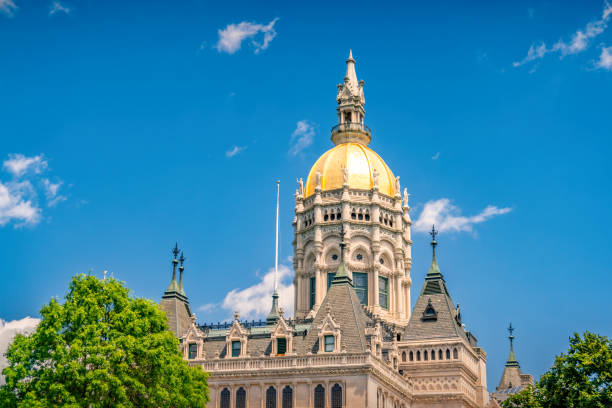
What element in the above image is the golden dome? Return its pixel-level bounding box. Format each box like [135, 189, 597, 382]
[304, 142, 396, 197]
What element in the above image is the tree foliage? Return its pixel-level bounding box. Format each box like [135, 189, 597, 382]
[0, 274, 208, 408]
[503, 331, 612, 408]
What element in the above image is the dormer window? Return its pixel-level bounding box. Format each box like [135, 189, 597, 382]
[324, 335, 335, 352]
[277, 337, 287, 355]
[188, 343, 197, 359]
[422, 298, 438, 321]
[231, 340, 241, 357]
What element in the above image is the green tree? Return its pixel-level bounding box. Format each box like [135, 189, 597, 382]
[503, 331, 612, 408]
[0, 274, 208, 408]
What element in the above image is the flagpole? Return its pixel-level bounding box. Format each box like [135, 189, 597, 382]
[274, 180, 280, 292]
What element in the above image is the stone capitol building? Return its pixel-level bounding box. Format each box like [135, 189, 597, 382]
[160, 52, 532, 408]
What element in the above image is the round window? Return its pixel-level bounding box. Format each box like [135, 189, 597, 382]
[331, 254, 338, 261]
[379, 258, 384, 265]
[356, 254, 363, 261]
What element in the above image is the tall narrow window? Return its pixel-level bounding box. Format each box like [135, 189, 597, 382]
[331, 384, 342, 408]
[231, 340, 241, 357]
[353, 272, 368, 305]
[327, 272, 336, 288]
[282, 386, 293, 408]
[402, 352, 406, 362]
[236, 388, 246, 408]
[314, 385, 325, 408]
[324, 335, 335, 352]
[188, 343, 197, 359]
[309, 277, 316, 309]
[220, 388, 230, 408]
[379, 276, 389, 309]
[409, 351, 414, 361]
[438, 349, 443, 360]
[446, 349, 451, 359]
[453, 348, 458, 359]
[277, 337, 287, 355]
[266, 386, 277, 408]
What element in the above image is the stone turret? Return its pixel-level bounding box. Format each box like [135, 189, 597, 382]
[160, 243, 193, 337]
[492, 324, 534, 403]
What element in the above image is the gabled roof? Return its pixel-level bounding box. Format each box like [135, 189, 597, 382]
[403, 233, 468, 342]
[299, 258, 372, 354]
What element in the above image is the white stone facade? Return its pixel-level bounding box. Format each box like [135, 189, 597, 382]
[161, 52, 493, 408]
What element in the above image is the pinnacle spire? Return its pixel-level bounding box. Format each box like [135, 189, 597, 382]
[333, 51, 369, 146]
[506, 323, 520, 367]
[166, 243, 180, 293]
[267, 181, 282, 324]
[178, 251, 186, 296]
[345, 49, 358, 89]
[331, 225, 353, 286]
[426, 225, 443, 279]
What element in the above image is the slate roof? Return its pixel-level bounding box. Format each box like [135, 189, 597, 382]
[299, 260, 373, 354]
[403, 242, 469, 342]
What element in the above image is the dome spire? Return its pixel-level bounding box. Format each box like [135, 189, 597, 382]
[333, 51, 370, 146]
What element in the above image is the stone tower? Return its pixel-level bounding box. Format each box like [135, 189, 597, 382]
[292, 51, 413, 326]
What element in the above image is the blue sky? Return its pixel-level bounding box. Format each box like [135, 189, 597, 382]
[1, 0, 611, 389]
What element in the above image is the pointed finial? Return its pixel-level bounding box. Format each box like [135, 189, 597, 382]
[348, 49, 354, 60]
[179, 251, 185, 266]
[339, 225, 347, 262]
[234, 311, 239, 321]
[279, 308, 284, 318]
[430, 225, 438, 257]
[508, 322, 515, 349]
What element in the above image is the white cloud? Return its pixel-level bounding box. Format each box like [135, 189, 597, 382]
[42, 178, 66, 207]
[289, 120, 315, 156]
[225, 145, 246, 158]
[216, 18, 279, 54]
[0, 317, 40, 385]
[0, 154, 66, 227]
[49, 1, 70, 15]
[514, 2, 612, 67]
[414, 198, 512, 234]
[0, 0, 17, 17]
[200, 264, 294, 321]
[432, 152, 440, 160]
[3, 154, 47, 178]
[0, 181, 40, 226]
[596, 45, 612, 70]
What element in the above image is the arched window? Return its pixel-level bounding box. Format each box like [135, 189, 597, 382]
[401, 351, 406, 362]
[424, 350, 428, 361]
[446, 349, 451, 359]
[220, 388, 230, 408]
[324, 213, 329, 221]
[236, 387, 246, 408]
[314, 385, 325, 408]
[453, 348, 458, 359]
[331, 383, 342, 408]
[365, 212, 370, 221]
[416, 351, 421, 361]
[351, 211, 356, 219]
[282, 386, 293, 408]
[358, 212, 363, 220]
[409, 351, 414, 361]
[266, 386, 277, 408]
[330, 213, 335, 221]
[431, 349, 435, 360]
[438, 349, 443, 360]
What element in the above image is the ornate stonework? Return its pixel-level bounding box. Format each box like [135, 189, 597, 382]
[160, 52, 499, 408]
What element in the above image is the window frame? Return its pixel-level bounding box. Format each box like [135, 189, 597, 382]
[353, 272, 368, 305]
[324, 335, 335, 352]
[231, 340, 241, 357]
[379, 276, 389, 309]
